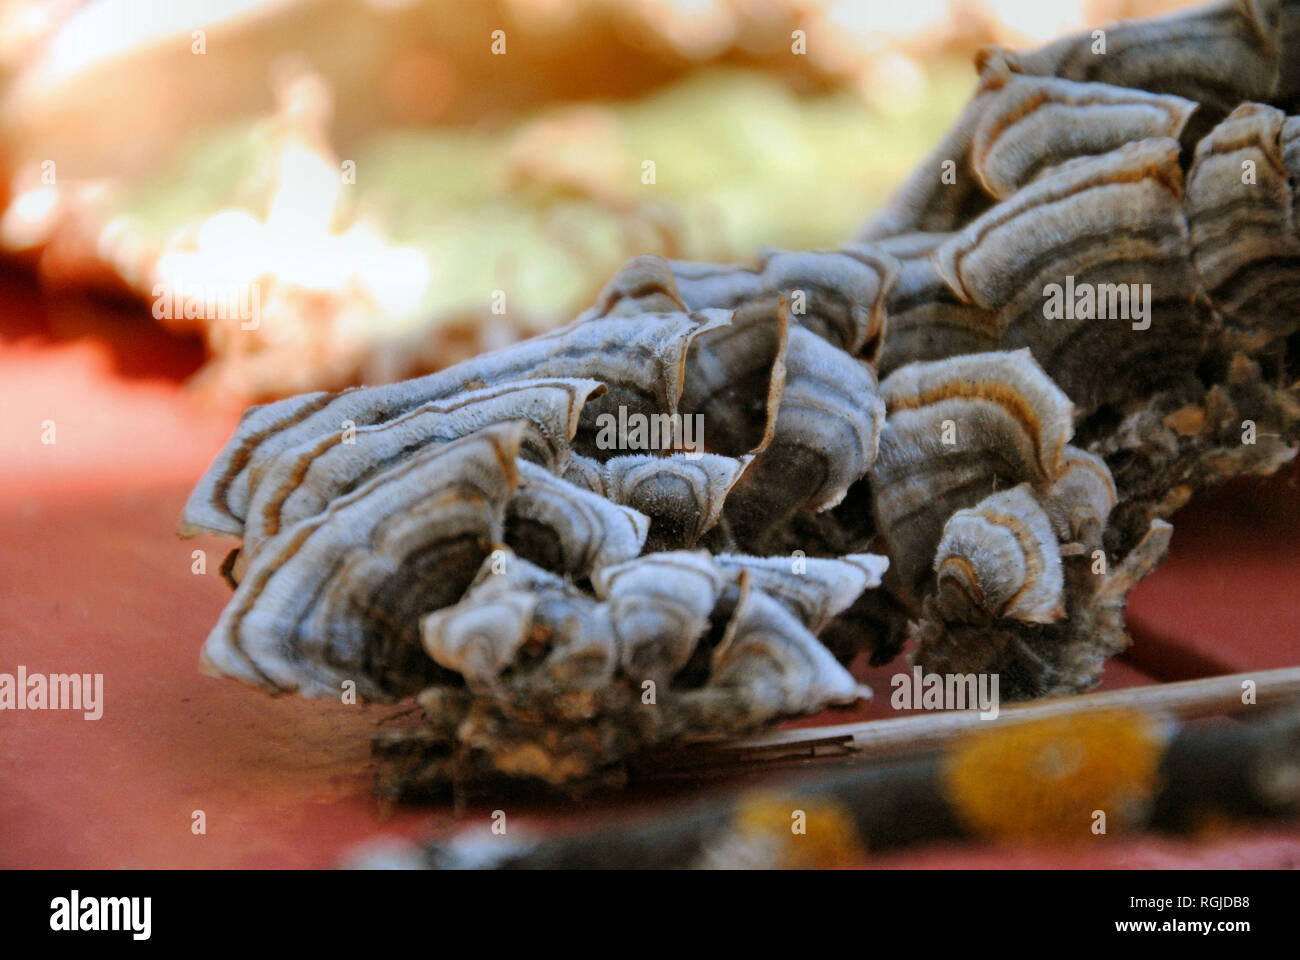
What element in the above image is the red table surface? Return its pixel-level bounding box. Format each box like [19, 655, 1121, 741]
[2, 262, 1298, 869]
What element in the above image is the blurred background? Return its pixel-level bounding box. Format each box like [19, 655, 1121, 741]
[0, 0, 1198, 400]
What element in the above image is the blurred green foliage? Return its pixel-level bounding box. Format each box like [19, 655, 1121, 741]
[115, 64, 973, 337]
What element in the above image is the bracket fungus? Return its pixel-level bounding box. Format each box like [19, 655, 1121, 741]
[184, 0, 1300, 792]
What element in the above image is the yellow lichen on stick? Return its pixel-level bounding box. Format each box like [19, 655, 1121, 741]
[732, 790, 865, 869]
[942, 710, 1167, 845]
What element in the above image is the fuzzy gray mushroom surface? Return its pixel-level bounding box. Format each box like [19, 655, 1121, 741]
[184, 0, 1300, 793]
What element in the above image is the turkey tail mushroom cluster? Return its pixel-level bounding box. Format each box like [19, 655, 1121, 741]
[184, 0, 1300, 792]
[183, 257, 888, 790]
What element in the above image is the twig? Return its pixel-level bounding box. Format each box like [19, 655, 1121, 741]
[652, 666, 1300, 774]
[397, 700, 1300, 869]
